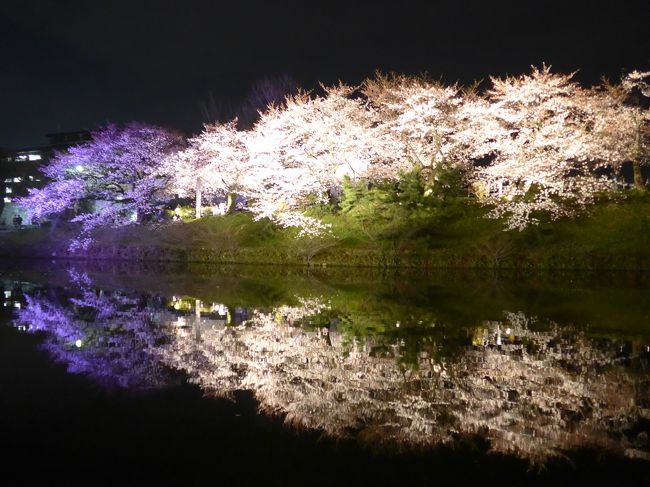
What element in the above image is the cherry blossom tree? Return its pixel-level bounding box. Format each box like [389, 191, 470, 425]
[589, 70, 650, 188]
[17, 123, 184, 248]
[245, 85, 402, 234]
[159, 120, 248, 217]
[363, 73, 480, 193]
[16, 69, 647, 241]
[466, 67, 624, 229]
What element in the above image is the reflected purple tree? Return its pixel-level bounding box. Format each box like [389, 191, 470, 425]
[14, 280, 173, 391]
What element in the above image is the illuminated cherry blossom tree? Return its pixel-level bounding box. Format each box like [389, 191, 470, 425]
[17, 69, 649, 239]
[363, 73, 481, 192]
[467, 67, 628, 229]
[186, 70, 648, 234]
[245, 85, 403, 234]
[589, 70, 650, 188]
[17, 123, 184, 248]
[159, 121, 248, 217]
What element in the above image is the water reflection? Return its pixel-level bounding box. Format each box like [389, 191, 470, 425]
[5, 268, 650, 463]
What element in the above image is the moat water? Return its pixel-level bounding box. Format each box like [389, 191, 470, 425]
[1, 260, 649, 485]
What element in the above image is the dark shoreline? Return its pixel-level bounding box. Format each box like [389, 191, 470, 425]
[1, 239, 648, 271]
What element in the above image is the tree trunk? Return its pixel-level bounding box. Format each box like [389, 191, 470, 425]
[226, 192, 236, 213]
[633, 160, 645, 189]
[633, 116, 646, 190]
[195, 299, 202, 341]
[195, 178, 202, 218]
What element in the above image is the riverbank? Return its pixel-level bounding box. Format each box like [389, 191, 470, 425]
[1, 194, 649, 270]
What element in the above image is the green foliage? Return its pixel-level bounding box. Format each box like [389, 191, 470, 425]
[3, 183, 650, 272]
[339, 176, 401, 226]
[335, 167, 473, 244]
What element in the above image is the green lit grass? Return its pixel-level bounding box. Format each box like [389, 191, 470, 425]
[1, 192, 649, 270]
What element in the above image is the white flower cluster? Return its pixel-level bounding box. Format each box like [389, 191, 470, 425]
[19, 68, 649, 239]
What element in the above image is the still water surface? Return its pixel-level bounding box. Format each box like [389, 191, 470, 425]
[2, 261, 649, 484]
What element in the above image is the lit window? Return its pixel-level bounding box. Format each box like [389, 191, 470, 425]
[13, 302, 21, 309]
[3, 197, 11, 203]
[28, 154, 42, 161]
[3, 291, 11, 298]
[15, 154, 27, 161]
[13, 177, 22, 183]
[5, 188, 12, 194]
[3, 178, 11, 183]
[28, 176, 34, 181]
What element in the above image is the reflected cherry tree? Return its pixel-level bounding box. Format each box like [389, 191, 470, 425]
[10, 278, 650, 462]
[159, 304, 650, 462]
[14, 276, 173, 391]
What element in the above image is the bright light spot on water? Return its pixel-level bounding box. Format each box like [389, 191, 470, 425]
[75, 339, 82, 348]
[75, 165, 84, 172]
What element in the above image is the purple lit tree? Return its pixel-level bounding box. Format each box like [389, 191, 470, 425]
[17, 123, 185, 249]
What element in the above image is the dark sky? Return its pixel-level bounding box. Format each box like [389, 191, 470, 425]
[1, 0, 648, 149]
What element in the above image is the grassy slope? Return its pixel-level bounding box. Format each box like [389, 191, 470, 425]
[0, 193, 649, 270]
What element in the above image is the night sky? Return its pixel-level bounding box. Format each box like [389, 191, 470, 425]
[2, 0, 648, 149]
